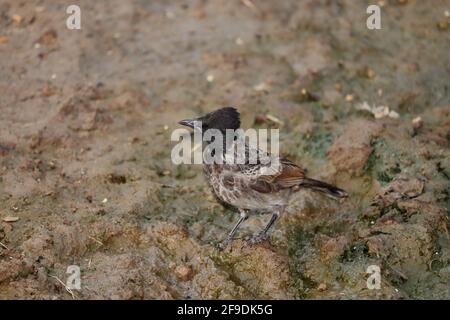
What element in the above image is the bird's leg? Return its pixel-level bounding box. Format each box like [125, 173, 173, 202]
[247, 206, 284, 245]
[247, 214, 277, 245]
[218, 209, 248, 249]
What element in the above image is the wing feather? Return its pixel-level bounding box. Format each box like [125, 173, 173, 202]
[249, 157, 307, 193]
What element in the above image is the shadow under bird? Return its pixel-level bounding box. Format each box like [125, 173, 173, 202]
[178, 107, 348, 247]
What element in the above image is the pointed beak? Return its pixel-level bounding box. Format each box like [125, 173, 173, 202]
[178, 118, 196, 129]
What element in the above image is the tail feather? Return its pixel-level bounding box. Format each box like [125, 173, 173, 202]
[300, 178, 348, 199]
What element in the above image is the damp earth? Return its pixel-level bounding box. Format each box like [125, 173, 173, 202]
[0, 0, 449, 299]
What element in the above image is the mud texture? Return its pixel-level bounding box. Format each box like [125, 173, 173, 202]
[0, 0, 449, 299]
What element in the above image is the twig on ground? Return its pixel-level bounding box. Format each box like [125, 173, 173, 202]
[50, 275, 77, 299]
[89, 236, 104, 246]
[241, 0, 259, 12]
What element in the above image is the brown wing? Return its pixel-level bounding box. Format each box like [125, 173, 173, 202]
[249, 158, 307, 193]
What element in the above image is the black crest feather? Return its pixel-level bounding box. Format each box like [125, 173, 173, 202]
[200, 107, 241, 131]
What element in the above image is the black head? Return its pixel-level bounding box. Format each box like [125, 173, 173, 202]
[179, 107, 241, 132]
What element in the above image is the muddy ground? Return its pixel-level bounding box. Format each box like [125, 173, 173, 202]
[0, 0, 449, 299]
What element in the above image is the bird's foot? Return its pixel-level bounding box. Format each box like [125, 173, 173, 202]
[246, 231, 268, 246]
[216, 237, 233, 251]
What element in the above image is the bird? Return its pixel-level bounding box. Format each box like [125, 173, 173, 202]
[178, 107, 348, 247]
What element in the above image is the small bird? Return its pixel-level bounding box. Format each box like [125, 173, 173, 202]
[179, 107, 347, 247]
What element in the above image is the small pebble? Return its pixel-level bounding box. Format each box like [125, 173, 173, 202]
[206, 74, 214, 82]
[411, 116, 423, 137]
[345, 94, 354, 102]
[318, 283, 327, 291]
[165, 10, 175, 19]
[361, 66, 375, 79]
[175, 265, 193, 281]
[412, 116, 423, 129]
[254, 114, 268, 124]
[300, 88, 320, 102]
[388, 110, 399, 119]
[235, 37, 244, 46]
[11, 14, 22, 24]
[253, 82, 270, 92]
[436, 21, 448, 31]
